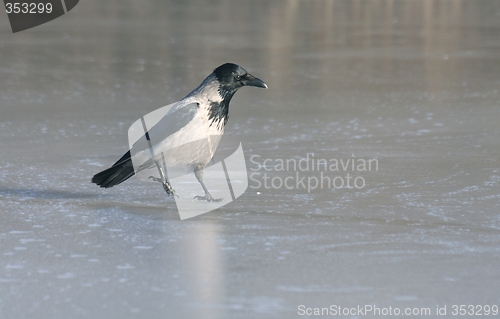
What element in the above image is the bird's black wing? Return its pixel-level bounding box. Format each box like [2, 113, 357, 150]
[92, 102, 199, 188]
[129, 102, 200, 171]
[143, 102, 199, 148]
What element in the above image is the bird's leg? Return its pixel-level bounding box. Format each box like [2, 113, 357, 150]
[149, 161, 175, 196]
[193, 164, 223, 202]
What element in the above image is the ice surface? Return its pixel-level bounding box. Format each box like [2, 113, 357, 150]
[1, 1, 500, 318]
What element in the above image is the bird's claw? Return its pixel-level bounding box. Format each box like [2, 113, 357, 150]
[148, 176, 162, 183]
[193, 195, 223, 203]
[149, 176, 176, 197]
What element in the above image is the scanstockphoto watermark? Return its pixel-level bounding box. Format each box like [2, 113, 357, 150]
[297, 304, 499, 316]
[249, 153, 379, 193]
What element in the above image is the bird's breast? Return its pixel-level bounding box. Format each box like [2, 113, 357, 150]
[150, 106, 224, 169]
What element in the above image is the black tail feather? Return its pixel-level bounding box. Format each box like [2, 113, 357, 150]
[92, 151, 135, 188]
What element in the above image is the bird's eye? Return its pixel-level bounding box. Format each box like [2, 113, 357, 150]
[235, 74, 241, 81]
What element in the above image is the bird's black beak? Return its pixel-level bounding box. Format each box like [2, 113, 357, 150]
[243, 74, 268, 89]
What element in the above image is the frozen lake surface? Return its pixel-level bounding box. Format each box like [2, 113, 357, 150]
[1, 1, 500, 318]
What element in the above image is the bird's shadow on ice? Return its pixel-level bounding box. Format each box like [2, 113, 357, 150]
[0, 187, 99, 200]
[0, 186, 181, 220]
[89, 200, 180, 221]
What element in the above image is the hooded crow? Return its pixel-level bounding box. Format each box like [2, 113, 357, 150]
[91, 63, 267, 202]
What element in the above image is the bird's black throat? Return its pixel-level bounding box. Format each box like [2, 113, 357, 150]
[207, 86, 236, 129]
[207, 99, 230, 129]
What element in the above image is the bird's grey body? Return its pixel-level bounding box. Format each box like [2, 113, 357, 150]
[131, 77, 224, 173]
[92, 63, 267, 201]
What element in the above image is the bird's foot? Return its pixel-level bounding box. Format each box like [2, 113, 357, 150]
[193, 194, 223, 203]
[149, 176, 176, 197]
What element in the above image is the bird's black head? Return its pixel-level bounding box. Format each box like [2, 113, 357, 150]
[213, 63, 268, 98]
